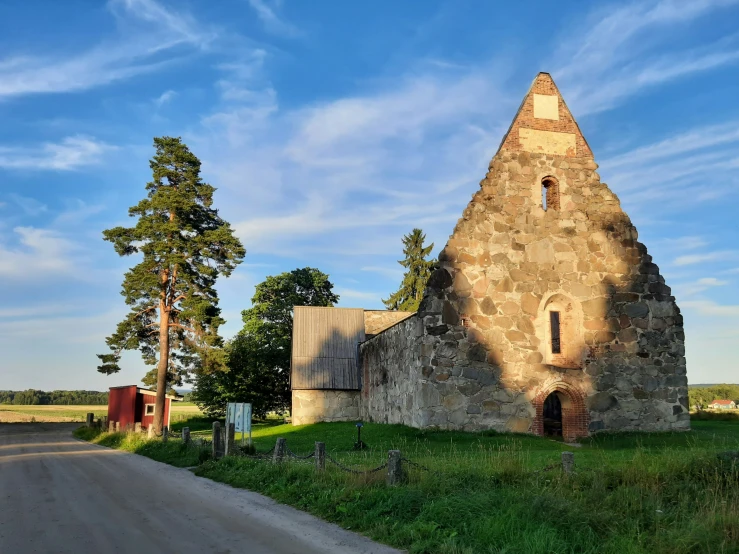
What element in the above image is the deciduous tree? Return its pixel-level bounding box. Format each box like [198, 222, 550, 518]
[192, 268, 338, 416]
[97, 137, 245, 433]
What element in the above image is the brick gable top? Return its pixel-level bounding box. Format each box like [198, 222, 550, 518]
[497, 72, 593, 159]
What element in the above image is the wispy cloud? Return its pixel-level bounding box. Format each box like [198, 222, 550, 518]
[54, 199, 106, 225]
[0, 136, 112, 170]
[674, 276, 730, 298]
[0, 227, 82, 280]
[335, 288, 383, 303]
[554, 0, 739, 114]
[673, 251, 736, 266]
[246, 0, 300, 37]
[9, 194, 47, 216]
[196, 65, 507, 258]
[682, 299, 739, 316]
[0, 0, 215, 98]
[599, 118, 739, 211]
[154, 89, 177, 107]
[361, 266, 405, 281]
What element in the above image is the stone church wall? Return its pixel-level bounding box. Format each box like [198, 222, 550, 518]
[291, 390, 360, 425]
[359, 316, 425, 426]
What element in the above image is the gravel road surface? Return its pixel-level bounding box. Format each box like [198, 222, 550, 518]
[0, 423, 402, 554]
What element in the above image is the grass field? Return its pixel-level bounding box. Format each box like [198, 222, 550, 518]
[0, 402, 202, 423]
[77, 416, 739, 553]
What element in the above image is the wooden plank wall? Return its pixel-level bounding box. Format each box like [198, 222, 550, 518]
[292, 307, 365, 390]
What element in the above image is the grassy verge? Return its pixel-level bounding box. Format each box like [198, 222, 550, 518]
[74, 426, 211, 467]
[76, 420, 739, 554]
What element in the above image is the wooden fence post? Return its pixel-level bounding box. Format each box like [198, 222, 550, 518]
[315, 442, 325, 472]
[115, 422, 120, 433]
[147, 425, 155, 439]
[86, 413, 94, 427]
[386, 450, 403, 486]
[272, 438, 286, 464]
[134, 422, 141, 433]
[163, 426, 169, 443]
[225, 423, 235, 456]
[182, 427, 190, 446]
[561, 451, 574, 474]
[212, 422, 222, 460]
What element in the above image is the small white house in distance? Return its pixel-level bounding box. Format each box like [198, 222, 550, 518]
[708, 399, 736, 410]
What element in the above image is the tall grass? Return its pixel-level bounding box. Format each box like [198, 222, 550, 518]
[76, 420, 739, 553]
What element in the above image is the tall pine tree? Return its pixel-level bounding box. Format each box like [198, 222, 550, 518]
[383, 228, 434, 312]
[97, 137, 245, 433]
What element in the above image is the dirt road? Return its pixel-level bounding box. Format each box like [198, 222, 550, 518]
[0, 423, 402, 554]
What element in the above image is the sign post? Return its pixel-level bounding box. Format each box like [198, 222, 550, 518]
[226, 402, 252, 448]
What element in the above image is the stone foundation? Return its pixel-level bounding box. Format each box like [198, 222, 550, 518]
[291, 390, 361, 425]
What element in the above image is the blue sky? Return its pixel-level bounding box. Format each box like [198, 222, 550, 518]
[1, 0, 738, 390]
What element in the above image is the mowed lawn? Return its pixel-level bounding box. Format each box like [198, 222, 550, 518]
[0, 402, 202, 423]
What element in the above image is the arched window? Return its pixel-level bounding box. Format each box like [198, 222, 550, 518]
[541, 176, 559, 211]
[536, 293, 584, 368]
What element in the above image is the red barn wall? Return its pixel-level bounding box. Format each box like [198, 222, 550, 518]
[138, 394, 171, 429]
[108, 386, 137, 429]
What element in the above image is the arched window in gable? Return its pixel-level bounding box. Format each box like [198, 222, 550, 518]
[541, 176, 560, 212]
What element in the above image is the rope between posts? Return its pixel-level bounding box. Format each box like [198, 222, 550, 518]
[325, 453, 387, 475]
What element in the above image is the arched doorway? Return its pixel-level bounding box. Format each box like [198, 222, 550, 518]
[542, 392, 562, 437]
[533, 383, 589, 442]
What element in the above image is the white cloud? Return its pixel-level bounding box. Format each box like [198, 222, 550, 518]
[54, 199, 106, 225]
[9, 194, 48, 216]
[598, 117, 739, 213]
[0, 227, 83, 280]
[154, 89, 177, 107]
[673, 251, 735, 266]
[553, 0, 739, 114]
[335, 288, 383, 303]
[674, 276, 730, 298]
[682, 300, 739, 316]
[246, 0, 300, 37]
[361, 266, 405, 281]
[0, 0, 215, 98]
[0, 136, 112, 171]
[696, 277, 728, 286]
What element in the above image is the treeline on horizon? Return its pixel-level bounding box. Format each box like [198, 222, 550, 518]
[688, 384, 739, 408]
[0, 390, 109, 405]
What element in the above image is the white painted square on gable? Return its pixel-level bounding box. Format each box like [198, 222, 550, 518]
[533, 94, 559, 120]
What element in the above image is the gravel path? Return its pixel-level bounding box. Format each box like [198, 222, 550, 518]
[0, 423, 403, 554]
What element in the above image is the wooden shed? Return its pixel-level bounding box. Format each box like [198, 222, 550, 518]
[107, 385, 182, 431]
[291, 306, 366, 390]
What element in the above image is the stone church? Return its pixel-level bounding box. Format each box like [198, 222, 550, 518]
[291, 73, 689, 441]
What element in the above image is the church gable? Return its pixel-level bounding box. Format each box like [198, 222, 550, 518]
[498, 72, 592, 158]
[414, 72, 688, 437]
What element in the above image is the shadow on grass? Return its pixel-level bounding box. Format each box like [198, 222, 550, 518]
[74, 426, 211, 467]
[75, 421, 739, 554]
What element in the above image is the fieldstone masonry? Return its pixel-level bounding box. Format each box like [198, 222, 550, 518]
[297, 73, 689, 439]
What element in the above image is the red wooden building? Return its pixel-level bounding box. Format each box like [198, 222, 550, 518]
[108, 386, 182, 430]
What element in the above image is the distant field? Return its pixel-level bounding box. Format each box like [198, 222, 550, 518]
[0, 402, 202, 423]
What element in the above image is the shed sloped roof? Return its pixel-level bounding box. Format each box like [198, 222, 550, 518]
[291, 307, 365, 390]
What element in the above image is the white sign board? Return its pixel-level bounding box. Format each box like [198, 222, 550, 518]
[226, 402, 252, 448]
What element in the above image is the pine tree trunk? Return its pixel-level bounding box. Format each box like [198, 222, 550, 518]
[153, 301, 169, 434]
